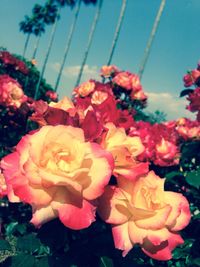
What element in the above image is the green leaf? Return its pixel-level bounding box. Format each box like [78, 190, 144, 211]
[0, 239, 12, 251]
[16, 234, 42, 253]
[165, 171, 183, 180]
[185, 169, 200, 189]
[35, 256, 49, 267]
[193, 213, 200, 220]
[10, 254, 35, 267]
[5, 222, 18, 236]
[100, 256, 113, 267]
[15, 224, 27, 235]
[180, 89, 194, 97]
[193, 258, 200, 266]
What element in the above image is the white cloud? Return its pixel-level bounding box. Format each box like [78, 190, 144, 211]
[146, 92, 195, 120]
[51, 63, 99, 81]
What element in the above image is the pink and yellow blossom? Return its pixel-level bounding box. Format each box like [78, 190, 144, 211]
[1, 125, 114, 229]
[73, 80, 95, 97]
[0, 75, 27, 107]
[101, 123, 148, 179]
[98, 171, 191, 260]
[100, 65, 119, 78]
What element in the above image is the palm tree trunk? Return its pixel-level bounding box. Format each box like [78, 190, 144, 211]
[55, 0, 81, 92]
[75, 0, 103, 87]
[138, 0, 166, 79]
[34, 7, 61, 99]
[32, 35, 41, 60]
[106, 0, 127, 66]
[23, 33, 31, 58]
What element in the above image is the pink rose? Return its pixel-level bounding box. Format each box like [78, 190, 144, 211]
[100, 65, 119, 78]
[45, 90, 58, 101]
[0, 75, 27, 107]
[73, 80, 95, 97]
[131, 90, 147, 101]
[187, 87, 200, 113]
[1, 125, 113, 229]
[130, 74, 142, 92]
[112, 71, 133, 90]
[98, 171, 191, 260]
[49, 96, 77, 117]
[91, 91, 108, 105]
[176, 118, 200, 140]
[183, 74, 193, 87]
[154, 138, 180, 166]
[113, 72, 143, 92]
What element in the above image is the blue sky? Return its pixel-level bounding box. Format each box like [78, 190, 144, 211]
[0, 0, 199, 120]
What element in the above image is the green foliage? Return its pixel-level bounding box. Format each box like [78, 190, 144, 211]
[180, 89, 194, 97]
[185, 168, 200, 189]
[100, 256, 113, 267]
[135, 109, 167, 124]
[19, 0, 98, 37]
[0, 49, 55, 100]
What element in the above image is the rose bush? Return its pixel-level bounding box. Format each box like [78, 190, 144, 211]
[0, 60, 198, 266]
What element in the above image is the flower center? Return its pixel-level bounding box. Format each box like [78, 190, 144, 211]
[41, 141, 84, 173]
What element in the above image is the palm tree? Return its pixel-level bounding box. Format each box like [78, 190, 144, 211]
[75, 0, 103, 87]
[31, 2, 58, 60]
[54, 0, 81, 91]
[106, 0, 127, 66]
[138, 0, 166, 79]
[34, 5, 61, 99]
[20, 17, 33, 57]
[20, 4, 46, 58]
[101, 0, 127, 83]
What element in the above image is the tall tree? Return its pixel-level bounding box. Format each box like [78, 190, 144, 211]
[106, 0, 127, 66]
[20, 17, 33, 57]
[138, 0, 166, 79]
[54, 0, 81, 91]
[34, 4, 61, 99]
[31, 1, 58, 60]
[20, 4, 45, 57]
[75, 0, 103, 87]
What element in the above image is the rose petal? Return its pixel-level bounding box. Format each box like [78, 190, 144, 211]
[98, 186, 131, 224]
[134, 205, 172, 230]
[31, 205, 58, 228]
[142, 231, 184, 260]
[13, 178, 56, 205]
[112, 223, 133, 257]
[1, 152, 20, 180]
[82, 143, 113, 200]
[115, 162, 149, 181]
[128, 220, 148, 245]
[57, 198, 96, 230]
[164, 191, 191, 231]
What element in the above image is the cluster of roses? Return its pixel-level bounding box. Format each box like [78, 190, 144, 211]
[129, 118, 200, 167]
[183, 62, 200, 121]
[0, 69, 58, 159]
[0, 65, 192, 261]
[0, 72, 57, 121]
[0, 74, 30, 151]
[0, 50, 29, 75]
